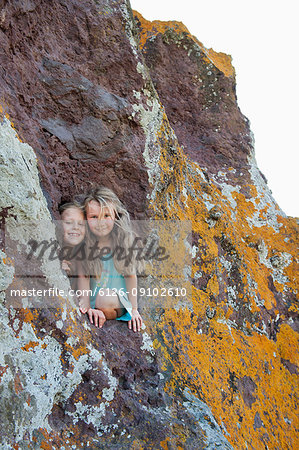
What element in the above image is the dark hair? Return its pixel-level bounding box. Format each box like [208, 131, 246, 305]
[58, 200, 85, 216]
[56, 200, 88, 279]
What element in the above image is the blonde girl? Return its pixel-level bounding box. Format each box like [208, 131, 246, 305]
[78, 186, 143, 332]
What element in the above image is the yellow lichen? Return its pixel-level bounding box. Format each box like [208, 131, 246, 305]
[133, 10, 235, 77]
[145, 98, 299, 448]
[21, 341, 39, 352]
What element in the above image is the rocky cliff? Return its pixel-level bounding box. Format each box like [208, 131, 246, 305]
[0, 1, 298, 449]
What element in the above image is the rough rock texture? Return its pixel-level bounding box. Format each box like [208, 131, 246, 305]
[0, 1, 298, 449]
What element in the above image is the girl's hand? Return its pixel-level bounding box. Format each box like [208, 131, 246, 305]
[128, 309, 143, 332]
[79, 298, 106, 328]
[79, 298, 90, 314]
[62, 260, 72, 273]
[87, 309, 106, 328]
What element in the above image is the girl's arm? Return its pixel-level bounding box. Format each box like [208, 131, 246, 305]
[125, 274, 143, 332]
[77, 274, 90, 314]
[61, 260, 72, 273]
[77, 263, 105, 328]
[77, 262, 90, 313]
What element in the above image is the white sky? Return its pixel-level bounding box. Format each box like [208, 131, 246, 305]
[130, 0, 298, 217]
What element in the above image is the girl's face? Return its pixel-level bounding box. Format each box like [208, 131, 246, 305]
[61, 207, 86, 246]
[86, 200, 116, 239]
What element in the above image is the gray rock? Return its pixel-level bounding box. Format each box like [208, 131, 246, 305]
[183, 389, 234, 449]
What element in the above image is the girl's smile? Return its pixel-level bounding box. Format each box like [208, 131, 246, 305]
[86, 200, 116, 239]
[61, 207, 86, 246]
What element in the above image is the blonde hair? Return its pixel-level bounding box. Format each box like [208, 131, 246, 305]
[84, 186, 142, 278]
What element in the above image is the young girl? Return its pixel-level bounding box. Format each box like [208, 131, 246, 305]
[58, 201, 86, 288]
[78, 186, 143, 332]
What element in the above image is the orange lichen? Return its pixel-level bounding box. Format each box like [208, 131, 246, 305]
[207, 274, 219, 297]
[0, 104, 23, 142]
[131, 441, 145, 450]
[22, 308, 39, 323]
[157, 307, 298, 448]
[144, 98, 299, 448]
[40, 441, 52, 450]
[160, 438, 171, 450]
[0, 365, 8, 380]
[276, 324, 299, 365]
[133, 11, 235, 77]
[2, 256, 14, 265]
[1, 19, 298, 446]
[21, 341, 39, 352]
[202, 47, 234, 77]
[64, 343, 89, 361]
[14, 372, 23, 394]
[133, 11, 190, 49]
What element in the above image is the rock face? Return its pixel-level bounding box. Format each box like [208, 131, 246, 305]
[0, 1, 298, 449]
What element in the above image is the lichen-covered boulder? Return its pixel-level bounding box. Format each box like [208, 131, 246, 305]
[0, 0, 298, 448]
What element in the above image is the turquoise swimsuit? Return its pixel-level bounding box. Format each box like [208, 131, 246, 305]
[90, 255, 132, 321]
